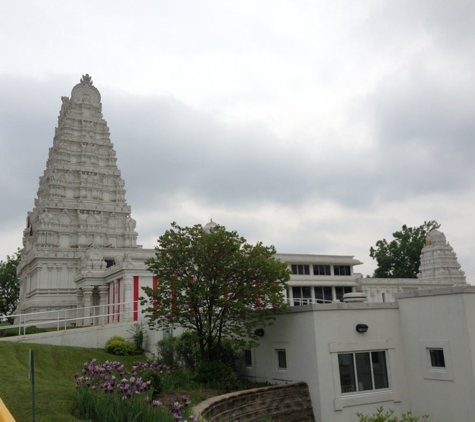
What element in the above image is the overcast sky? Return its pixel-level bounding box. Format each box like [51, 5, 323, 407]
[1, 1, 474, 280]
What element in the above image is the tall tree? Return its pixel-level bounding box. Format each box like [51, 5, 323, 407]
[369, 221, 440, 278]
[0, 250, 21, 324]
[141, 222, 290, 362]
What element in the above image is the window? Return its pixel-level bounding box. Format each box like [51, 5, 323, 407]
[313, 264, 331, 275]
[429, 349, 445, 368]
[334, 265, 351, 276]
[291, 264, 310, 275]
[338, 351, 389, 393]
[314, 286, 333, 303]
[420, 340, 453, 381]
[335, 286, 353, 302]
[244, 350, 252, 367]
[331, 340, 397, 410]
[292, 286, 311, 305]
[277, 349, 287, 370]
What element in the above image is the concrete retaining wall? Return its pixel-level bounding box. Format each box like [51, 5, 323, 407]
[193, 382, 314, 422]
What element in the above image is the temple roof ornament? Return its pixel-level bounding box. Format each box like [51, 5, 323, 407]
[203, 218, 218, 233]
[418, 229, 466, 285]
[80, 74, 93, 87]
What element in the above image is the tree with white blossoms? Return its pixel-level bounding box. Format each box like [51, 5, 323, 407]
[0, 250, 20, 324]
[141, 222, 290, 363]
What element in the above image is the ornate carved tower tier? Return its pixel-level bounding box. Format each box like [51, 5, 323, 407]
[16, 75, 143, 318]
[417, 229, 466, 285]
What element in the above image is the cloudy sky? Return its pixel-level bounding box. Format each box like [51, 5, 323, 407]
[1, 1, 474, 280]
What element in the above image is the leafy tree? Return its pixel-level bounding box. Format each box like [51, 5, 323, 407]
[369, 221, 440, 278]
[141, 222, 290, 363]
[0, 250, 21, 324]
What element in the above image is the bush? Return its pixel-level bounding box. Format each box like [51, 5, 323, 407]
[142, 370, 162, 398]
[175, 331, 200, 369]
[356, 407, 429, 422]
[105, 336, 137, 356]
[127, 322, 147, 353]
[156, 336, 178, 367]
[209, 339, 240, 370]
[194, 361, 240, 392]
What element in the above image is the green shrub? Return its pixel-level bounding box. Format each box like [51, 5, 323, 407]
[356, 407, 429, 422]
[175, 331, 200, 369]
[127, 322, 147, 353]
[142, 370, 162, 398]
[156, 336, 178, 367]
[194, 361, 240, 392]
[105, 336, 137, 356]
[209, 339, 240, 370]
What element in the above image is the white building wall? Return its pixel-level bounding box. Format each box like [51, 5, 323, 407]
[246, 303, 410, 422]
[396, 287, 475, 421]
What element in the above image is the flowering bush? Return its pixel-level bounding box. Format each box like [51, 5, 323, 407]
[357, 407, 429, 422]
[73, 358, 198, 422]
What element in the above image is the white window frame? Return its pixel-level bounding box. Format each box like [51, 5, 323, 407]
[244, 349, 253, 368]
[276, 349, 287, 370]
[420, 340, 453, 381]
[329, 340, 400, 410]
[338, 350, 389, 393]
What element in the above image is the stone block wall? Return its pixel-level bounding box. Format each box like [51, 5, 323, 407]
[193, 382, 314, 422]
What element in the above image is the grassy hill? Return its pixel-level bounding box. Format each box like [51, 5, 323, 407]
[0, 341, 146, 422]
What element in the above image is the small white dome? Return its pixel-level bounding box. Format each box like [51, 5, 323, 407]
[203, 219, 218, 233]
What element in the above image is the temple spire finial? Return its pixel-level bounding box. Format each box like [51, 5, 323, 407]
[80, 74, 93, 87]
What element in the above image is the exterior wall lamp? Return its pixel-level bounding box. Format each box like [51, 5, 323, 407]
[254, 328, 265, 337]
[356, 324, 368, 333]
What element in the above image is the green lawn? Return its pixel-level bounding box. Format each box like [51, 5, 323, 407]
[0, 341, 147, 422]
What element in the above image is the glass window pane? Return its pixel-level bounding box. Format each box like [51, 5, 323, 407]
[244, 350, 252, 367]
[292, 287, 302, 298]
[355, 352, 373, 391]
[277, 350, 287, 369]
[335, 287, 344, 301]
[371, 351, 389, 389]
[302, 287, 311, 298]
[338, 354, 356, 393]
[314, 287, 323, 302]
[324, 287, 333, 302]
[430, 349, 445, 368]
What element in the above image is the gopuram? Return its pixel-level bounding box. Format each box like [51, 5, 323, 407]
[16, 75, 155, 323]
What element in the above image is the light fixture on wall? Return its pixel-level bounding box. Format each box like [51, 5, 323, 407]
[356, 324, 368, 333]
[254, 328, 265, 337]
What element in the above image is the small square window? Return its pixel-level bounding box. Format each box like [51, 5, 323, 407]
[277, 349, 287, 370]
[429, 349, 445, 368]
[420, 340, 453, 381]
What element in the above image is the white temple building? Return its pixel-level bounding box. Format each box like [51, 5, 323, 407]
[8, 75, 475, 422]
[16, 75, 156, 323]
[15, 74, 467, 325]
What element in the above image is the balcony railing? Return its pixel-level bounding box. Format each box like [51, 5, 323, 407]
[287, 297, 335, 306]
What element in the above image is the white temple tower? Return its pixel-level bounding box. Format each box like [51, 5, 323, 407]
[16, 75, 151, 320]
[417, 229, 466, 284]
